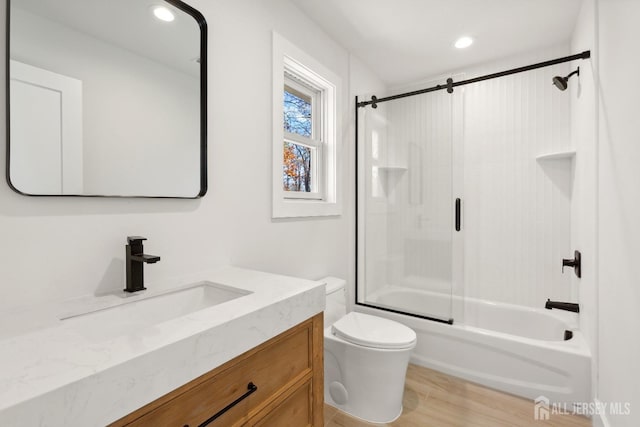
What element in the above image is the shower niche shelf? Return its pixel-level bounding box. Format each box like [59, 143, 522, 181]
[374, 165, 407, 199]
[535, 150, 576, 161]
[377, 166, 408, 172]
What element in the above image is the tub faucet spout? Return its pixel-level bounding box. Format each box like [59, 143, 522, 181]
[545, 299, 579, 313]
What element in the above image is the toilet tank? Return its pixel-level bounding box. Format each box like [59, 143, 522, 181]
[321, 277, 347, 327]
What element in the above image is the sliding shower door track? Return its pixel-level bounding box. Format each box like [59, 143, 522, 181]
[356, 50, 591, 108]
[356, 302, 454, 325]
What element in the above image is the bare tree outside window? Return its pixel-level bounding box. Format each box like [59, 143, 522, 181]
[283, 142, 312, 192]
[283, 89, 313, 192]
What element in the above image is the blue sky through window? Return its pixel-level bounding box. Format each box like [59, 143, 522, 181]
[284, 90, 312, 137]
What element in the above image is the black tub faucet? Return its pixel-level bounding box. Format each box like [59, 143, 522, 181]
[545, 299, 580, 313]
[125, 236, 160, 293]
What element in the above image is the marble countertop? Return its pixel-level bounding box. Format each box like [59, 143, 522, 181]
[0, 266, 325, 426]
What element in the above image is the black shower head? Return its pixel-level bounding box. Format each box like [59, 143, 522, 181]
[552, 76, 568, 91]
[552, 67, 580, 91]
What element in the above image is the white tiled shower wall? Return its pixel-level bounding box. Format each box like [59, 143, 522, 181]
[363, 44, 576, 308]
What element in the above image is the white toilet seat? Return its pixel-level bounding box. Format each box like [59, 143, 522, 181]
[331, 312, 417, 350]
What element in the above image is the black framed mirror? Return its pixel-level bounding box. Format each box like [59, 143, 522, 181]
[6, 0, 207, 198]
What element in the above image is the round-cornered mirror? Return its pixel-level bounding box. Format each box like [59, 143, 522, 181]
[7, 0, 207, 198]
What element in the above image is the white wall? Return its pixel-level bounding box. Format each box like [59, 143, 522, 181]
[570, 0, 599, 405]
[0, 0, 376, 312]
[462, 45, 574, 307]
[385, 85, 456, 300]
[595, 1, 640, 425]
[11, 7, 200, 196]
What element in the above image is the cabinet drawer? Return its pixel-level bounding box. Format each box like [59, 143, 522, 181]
[249, 380, 312, 427]
[125, 324, 312, 427]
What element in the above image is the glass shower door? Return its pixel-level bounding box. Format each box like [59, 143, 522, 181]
[356, 84, 463, 324]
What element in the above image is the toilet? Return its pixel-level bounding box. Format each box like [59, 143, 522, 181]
[321, 277, 417, 423]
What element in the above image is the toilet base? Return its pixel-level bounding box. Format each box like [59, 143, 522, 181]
[325, 400, 404, 424]
[324, 327, 414, 423]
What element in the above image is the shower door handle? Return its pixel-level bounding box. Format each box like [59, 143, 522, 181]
[455, 198, 461, 232]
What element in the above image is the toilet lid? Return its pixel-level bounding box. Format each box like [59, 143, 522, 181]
[331, 312, 417, 349]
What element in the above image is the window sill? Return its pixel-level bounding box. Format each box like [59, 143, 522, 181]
[272, 198, 341, 219]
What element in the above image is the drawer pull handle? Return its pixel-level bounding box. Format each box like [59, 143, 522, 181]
[198, 382, 258, 427]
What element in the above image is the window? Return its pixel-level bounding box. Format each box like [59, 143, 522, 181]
[272, 33, 342, 218]
[283, 75, 321, 198]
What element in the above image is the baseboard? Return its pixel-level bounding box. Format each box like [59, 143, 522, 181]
[591, 399, 610, 427]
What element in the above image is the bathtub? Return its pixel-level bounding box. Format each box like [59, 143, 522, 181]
[358, 286, 591, 405]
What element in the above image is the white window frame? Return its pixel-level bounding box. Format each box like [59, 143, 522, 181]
[272, 32, 342, 218]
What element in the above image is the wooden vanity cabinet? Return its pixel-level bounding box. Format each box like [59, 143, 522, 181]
[110, 313, 323, 427]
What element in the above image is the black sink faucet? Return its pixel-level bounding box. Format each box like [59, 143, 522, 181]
[125, 236, 160, 293]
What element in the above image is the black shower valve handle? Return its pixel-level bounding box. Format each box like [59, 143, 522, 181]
[562, 250, 581, 278]
[562, 259, 576, 272]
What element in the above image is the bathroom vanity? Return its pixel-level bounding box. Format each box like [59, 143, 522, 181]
[0, 267, 325, 426]
[111, 313, 323, 426]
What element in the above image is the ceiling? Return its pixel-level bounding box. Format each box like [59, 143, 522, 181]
[12, 0, 201, 77]
[291, 0, 583, 86]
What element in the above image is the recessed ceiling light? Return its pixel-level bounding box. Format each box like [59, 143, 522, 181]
[152, 6, 175, 22]
[454, 36, 474, 49]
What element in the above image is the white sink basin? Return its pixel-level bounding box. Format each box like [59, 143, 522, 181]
[59, 282, 251, 341]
